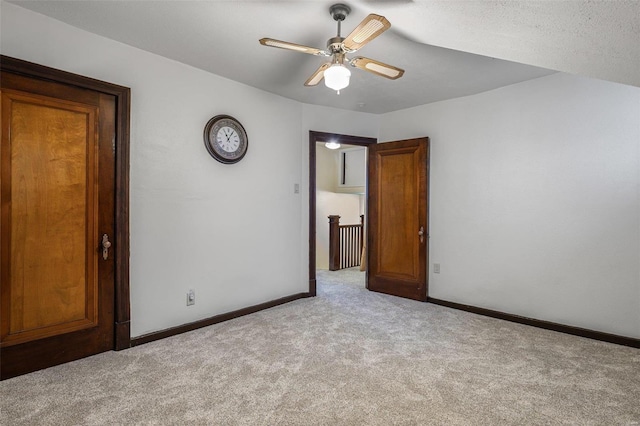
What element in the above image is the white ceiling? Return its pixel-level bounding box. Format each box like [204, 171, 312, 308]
[7, 0, 639, 114]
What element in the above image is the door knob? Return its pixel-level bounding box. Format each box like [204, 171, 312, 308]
[102, 234, 112, 260]
[418, 226, 424, 243]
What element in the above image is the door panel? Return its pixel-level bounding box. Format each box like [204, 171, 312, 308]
[1, 71, 115, 379]
[4, 92, 99, 346]
[367, 138, 429, 301]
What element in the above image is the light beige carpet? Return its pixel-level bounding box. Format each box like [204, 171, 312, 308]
[1, 268, 639, 425]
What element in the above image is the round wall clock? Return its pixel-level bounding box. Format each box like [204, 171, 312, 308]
[203, 115, 248, 164]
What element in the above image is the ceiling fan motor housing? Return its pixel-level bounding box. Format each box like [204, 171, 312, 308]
[329, 4, 351, 21]
[327, 36, 345, 54]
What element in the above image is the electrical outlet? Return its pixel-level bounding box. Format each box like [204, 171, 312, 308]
[294, 183, 300, 194]
[187, 289, 195, 306]
[433, 263, 441, 274]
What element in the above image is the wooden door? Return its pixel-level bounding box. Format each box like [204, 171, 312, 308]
[1, 70, 116, 379]
[367, 138, 429, 301]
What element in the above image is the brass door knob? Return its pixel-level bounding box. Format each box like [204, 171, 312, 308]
[102, 234, 112, 260]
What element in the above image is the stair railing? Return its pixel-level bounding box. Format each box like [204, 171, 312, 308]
[328, 214, 364, 271]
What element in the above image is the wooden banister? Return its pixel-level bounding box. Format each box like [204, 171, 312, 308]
[328, 215, 341, 271]
[328, 214, 364, 271]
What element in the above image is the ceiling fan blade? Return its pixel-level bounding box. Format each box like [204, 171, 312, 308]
[350, 57, 405, 80]
[259, 38, 327, 56]
[342, 14, 391, 52]
[304, 63, 331, 86]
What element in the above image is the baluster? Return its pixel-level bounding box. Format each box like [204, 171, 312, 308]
[353, 226, 357, 267]
[348, 226, 352, 268]
[345, 227, 349, 268]
[359, 215, 364, 267]
[351, 226, 358, 266]
[341, 227, 345, 269]
[340, 227, 344, 269]
[342, 228, 349, 268]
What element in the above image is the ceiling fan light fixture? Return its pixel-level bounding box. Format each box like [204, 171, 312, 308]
[325, 141, 341, 150]
[324, 63, 351, 93]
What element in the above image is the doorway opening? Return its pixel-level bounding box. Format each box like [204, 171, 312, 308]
[308, 131, 376, 296]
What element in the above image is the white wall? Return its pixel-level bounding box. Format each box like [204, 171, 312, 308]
[379, 73, 640, 339]
[1, 2, 307, 337]
[336, 147, 366, 194]
[5, 2, 637, 341]
[316, 145, 363, 269]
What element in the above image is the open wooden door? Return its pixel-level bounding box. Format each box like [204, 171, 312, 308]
[367, 138, 429, 301]
[0, 61, 124, 379]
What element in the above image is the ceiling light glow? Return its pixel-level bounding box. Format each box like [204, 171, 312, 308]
[324, 64, 351, 93]
[325, 141, 341, 150]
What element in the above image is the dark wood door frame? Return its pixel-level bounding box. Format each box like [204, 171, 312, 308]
[1, 55, 131, 350]
[308, 131, 376, 296]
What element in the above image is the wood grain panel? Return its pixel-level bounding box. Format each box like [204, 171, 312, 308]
[377, 148, 419, 279]
[1, 91, 98, 346]
[367, 138, 429, 301]
[1, 56, 129, 379]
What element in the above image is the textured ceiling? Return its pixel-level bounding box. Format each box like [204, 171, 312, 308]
[6, 1, 639, 114]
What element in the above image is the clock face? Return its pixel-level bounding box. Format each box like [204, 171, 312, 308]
[216, 127, 240, 153]
[204, 115, 248, 164]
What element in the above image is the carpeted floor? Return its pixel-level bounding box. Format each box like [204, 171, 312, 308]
[1, 268, 639, 425]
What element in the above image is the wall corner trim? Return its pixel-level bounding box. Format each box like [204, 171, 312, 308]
[130, 292, 311, 347]
[427, 297, 640, 349]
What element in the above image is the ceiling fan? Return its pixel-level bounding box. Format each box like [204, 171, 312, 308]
[259, 3, 405, 94]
